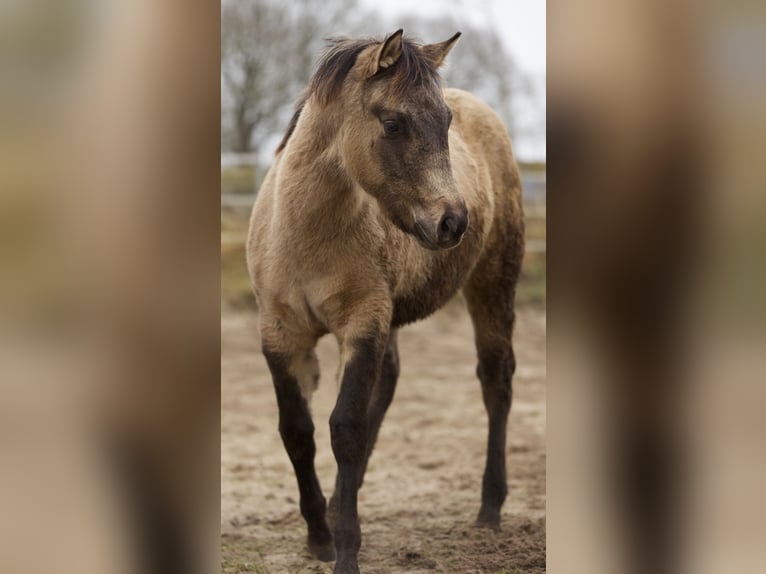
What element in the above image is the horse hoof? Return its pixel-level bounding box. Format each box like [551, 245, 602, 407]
[475, 507, 501, 530]
[308, 541, 336, 562]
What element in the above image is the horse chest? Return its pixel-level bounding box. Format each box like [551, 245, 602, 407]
[390, 249, 476, 327]
[392, 282, 458, 327]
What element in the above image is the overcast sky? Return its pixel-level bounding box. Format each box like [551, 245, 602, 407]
[359, 0, 546, 160]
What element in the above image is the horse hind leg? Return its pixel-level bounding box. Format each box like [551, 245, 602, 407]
[464, 268, 518, 530]
[262, 344, 335, 561]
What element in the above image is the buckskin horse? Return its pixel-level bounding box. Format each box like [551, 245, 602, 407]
[247, 29, 524, 574]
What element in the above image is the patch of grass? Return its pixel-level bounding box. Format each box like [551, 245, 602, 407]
[518, 206, 546, 307]
[221, 240, 256, 310]
[517, 250, 546, 307]
[524, 211, 546, 242]
[221, 209, 257, 309]
[518, 161, 546, 174]
[221, 208, 249, 234]
[221, 165, 258, 195]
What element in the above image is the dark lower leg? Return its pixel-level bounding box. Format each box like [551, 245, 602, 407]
[330, 408, 367, 574]
[263, 348, 333, 561]
[329, 333, 385, 574]
[329, 333, 399, 519]
[476, 346, 515, 528]
[284, 425, 333, 560]
[363, 334, 399, 470]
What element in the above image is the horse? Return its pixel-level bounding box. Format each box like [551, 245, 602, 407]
[246, 29, 524, 574]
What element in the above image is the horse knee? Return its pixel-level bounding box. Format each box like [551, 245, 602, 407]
[478, 345, 515, 379]
[507, 348, 516, 377]
[382, 349, 400, 382]
[376, 351, 399, 404]
[279, 414, 315, 460]
[329, 410, 367, 463]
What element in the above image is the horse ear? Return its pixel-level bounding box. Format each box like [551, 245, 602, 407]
[372, 29, 404, 75]
[421, 31, 461, 68]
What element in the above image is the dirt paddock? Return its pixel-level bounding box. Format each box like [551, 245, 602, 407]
[221, 300, 546, 573]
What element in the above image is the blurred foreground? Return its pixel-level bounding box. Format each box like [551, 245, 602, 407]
[1, 2, 219, 573]
[548, 1, 766, 574]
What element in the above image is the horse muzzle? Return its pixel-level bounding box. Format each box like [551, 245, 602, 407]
[414, 205, 468, 250]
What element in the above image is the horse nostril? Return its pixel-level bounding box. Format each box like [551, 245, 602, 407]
[437, 211, 466, 246]
[440, 215, 456, 236]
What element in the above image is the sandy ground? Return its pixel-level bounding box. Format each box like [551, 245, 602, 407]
[221, 301, 546, 573]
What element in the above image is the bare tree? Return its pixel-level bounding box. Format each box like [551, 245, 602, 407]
[221, 2, 535, 154]
[221, 0, 361, 155]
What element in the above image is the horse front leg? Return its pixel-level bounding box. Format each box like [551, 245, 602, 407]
[328, 329, 400, 519]
[330, 327, 389, 574]
[261, 336, 334, 562]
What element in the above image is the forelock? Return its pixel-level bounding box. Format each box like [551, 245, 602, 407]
[309, 34, 442, 106]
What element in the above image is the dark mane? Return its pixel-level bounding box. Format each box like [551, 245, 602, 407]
[275, 93, 307, 155]
[310, 37, 373, 105]
[310, 34, 441, 105]
[275, 34, 440, 155]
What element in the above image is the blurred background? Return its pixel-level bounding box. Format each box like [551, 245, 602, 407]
[0, 2, 220, 573]
[547, 2, 766, 574]
[3, 1, 766, 573]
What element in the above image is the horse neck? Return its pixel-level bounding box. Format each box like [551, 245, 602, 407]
[274, 101, 368, 231]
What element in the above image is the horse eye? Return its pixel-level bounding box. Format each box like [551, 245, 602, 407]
[383, 120, 401, 136]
